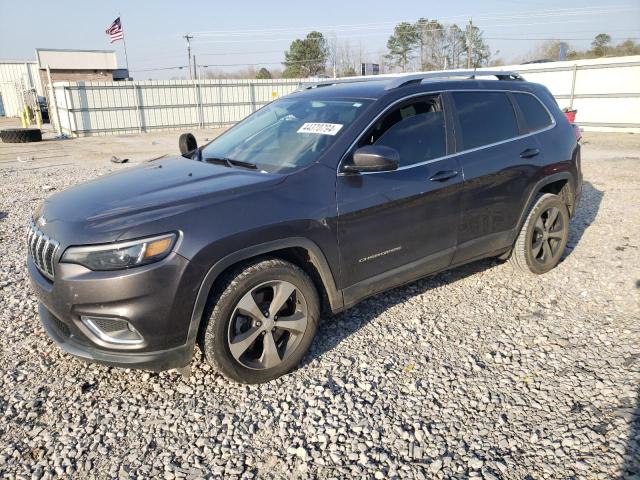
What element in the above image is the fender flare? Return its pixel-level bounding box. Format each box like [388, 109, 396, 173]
[184, 237, 343, 349]
[514, 172, 574, 237]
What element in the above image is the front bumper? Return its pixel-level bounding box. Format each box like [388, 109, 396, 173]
[38, 303, 193, 370]
[28, 252, 198, 371]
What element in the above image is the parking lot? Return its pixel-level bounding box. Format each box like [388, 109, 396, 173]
[0, 125, 638, 478]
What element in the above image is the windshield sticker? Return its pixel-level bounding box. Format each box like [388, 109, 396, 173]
[297, 123, 343, 136]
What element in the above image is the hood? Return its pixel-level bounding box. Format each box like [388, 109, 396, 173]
[39, 156, 283, 244]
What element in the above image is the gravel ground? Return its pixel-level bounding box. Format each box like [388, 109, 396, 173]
[0, 130, 638, 479]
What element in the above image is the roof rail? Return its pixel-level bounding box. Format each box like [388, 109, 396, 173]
[299, 76, 383, 90]
[299, 69, 524, 92]
[384, 70, 524, 90]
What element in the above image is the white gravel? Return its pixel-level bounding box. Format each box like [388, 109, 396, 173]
[0, 131, 638, 479]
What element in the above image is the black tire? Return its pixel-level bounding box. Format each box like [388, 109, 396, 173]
[0, 128, 42, 143]
[178, 133, 197, 154]
[199, 258, 320, 383]
[509, 193, 570, 274]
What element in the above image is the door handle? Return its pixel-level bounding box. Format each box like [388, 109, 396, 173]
[429, 170, 459, 182]
[520, 148, 540, 158]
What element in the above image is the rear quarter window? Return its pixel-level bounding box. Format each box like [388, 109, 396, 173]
[513, 92, 553, 132]
[451, 91, 519, 150]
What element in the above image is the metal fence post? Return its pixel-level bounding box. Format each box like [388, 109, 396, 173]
[218, 81, 224, 126]
[46, 65, 62, 137]
[249, 82, 256, 113]
[198, 80, 204, 128]
[62, 85, 74, 136]
[569, 64, 578, 109]
[133, 82, 143, 133]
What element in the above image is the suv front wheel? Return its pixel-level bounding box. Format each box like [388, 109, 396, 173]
[509, 193, 570, 275]
[199, 258, 320, 383]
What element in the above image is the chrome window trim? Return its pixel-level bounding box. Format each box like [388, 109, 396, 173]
[337, 88, 556, 176]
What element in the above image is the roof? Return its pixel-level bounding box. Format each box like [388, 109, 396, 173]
[35, 49, 118, 70]
[291, 70, 526, 100]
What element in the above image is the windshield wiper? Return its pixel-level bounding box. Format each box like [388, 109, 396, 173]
[204, 157, 258, 170]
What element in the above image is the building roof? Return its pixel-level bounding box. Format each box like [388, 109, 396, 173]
[35, 49, 118, 70]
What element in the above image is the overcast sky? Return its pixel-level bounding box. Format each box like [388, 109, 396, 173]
[1, 0, 639, 79]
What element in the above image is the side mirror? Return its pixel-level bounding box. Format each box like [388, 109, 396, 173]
[343, 145, 399, 173]
[179, 133, 198, 154]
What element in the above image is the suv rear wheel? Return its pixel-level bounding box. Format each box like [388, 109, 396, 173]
[199, 258, 319, 383]
[509, 193, 570, 274]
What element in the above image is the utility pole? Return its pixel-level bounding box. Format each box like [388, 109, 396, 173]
[192, 55, 197, 80]
[183, 34, 194, 80]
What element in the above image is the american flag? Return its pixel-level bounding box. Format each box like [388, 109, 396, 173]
[105, 17, 124, 43]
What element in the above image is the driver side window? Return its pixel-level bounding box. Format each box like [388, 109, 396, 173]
[358, 95, 446, 168]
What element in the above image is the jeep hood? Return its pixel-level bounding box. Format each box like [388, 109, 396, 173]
[39, 156, 284, 244]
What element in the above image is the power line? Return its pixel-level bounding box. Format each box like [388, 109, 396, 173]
[190, 19, 637, 45]
[189, 5, 637, 37]
[128, 29, 640, 64]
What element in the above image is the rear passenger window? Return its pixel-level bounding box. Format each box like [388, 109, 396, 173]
[358, 95, 446, 168]
[513, 92, 553, 132]
[451, 92, 518, 150]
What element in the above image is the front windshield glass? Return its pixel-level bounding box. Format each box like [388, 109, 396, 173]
[201, 97, 372, 173]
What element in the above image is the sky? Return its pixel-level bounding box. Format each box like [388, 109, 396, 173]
[1, 0, 639, 79]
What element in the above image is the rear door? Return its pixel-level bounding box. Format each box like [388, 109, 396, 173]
[450, 90, 547, 264]
[336, 94, 461, 302]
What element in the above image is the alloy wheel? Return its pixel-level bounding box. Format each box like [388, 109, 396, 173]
[531, 206, 566, 265]
[227, 280, 308, 370]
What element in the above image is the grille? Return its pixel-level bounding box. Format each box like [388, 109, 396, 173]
[50, 315, 71, 338]
[90, 317, 129, 333]
[26, 220, 60, 280]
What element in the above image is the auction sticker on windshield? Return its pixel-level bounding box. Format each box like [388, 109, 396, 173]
[297, 123, 343, 135]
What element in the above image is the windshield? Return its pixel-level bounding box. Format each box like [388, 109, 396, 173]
[201, 97, 372, 173]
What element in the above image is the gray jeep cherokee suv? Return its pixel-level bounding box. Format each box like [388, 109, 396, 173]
[28, 71, 582, 383]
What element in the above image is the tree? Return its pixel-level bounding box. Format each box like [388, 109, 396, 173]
[386, 22, 420, 72]
[327, 35, 360, 77]
[591, 33, 612, 57]
[463, 21, 490, 68]
[342, 67, 357, 77]
[416, 18, 448, 70]
[256, 68, 272, 79]
[614, 39, 640, 56]
[283, 31, 329, 78]
[527, 40, 574, 62]
[446, 24, 466, 69]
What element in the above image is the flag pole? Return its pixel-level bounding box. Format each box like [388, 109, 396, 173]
[119, 13, 130, 74]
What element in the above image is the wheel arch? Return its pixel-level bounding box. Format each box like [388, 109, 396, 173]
[185, 238, 343, 350]
[515, 172, 574, 235]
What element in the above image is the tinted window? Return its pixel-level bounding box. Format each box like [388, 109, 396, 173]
[359, 96, 446, 167]
[202, 98, 371, 173]
[452, 92, 518, 150]
[513, 92, 553, 132]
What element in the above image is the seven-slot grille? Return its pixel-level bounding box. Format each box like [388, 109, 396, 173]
[27, 220, 59, 280]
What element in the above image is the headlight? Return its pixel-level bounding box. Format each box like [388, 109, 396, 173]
[61, 233, 177, 271]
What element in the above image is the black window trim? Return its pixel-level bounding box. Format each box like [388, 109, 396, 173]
[509, 91, 554, 134]
[337, 89, 556, 176]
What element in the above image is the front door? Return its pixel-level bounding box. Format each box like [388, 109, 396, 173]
[336, 94, 461, 304]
